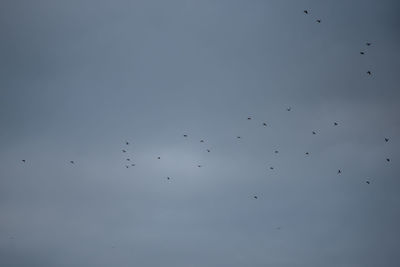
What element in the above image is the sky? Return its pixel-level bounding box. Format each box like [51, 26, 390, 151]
[0, 0, 399, 266]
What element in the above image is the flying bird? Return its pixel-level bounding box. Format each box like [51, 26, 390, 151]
[366, 42, 371, 46]
[70, 161, 74, 164]
[287, 107, 291, 111]
[21, 160, 26, 163]
[338, 169, 342, 174]
[334, 122, 338, 126]
[157, 157, 161, 159]
[312, 131, 316, 135]
[206, 149, 211, 153]
[270, 167, 274, 170]
[367, 71, 372, 75]
[197, 165, 202, 168]
[237, 136, 241, 139]
[385, 138, 389, 142]
[125, 141, 129, 145]
[126, 158, 130, 161]
[167, 177, 171, 180]
[366, 181, 370, 184]
[247, 117, 252, 120]
[274, 150, 279, 154]
[131, 164, 135, 166]
[360, 51, 365, 55]
[304, 10, 308, 14]
[386, 158, 390, 162]
[263, 122, 267, 126]
[183, 134, 188, 137]
[200, 140, 204, 143]
[253, 196, 258, 199]
[316, 19, 321, 23]
[122, 149, 126, 153]
[305, 152, 309, 155]
[125, 165, 129, 168]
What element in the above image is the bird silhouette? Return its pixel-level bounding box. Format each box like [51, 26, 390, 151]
[367, 71, 372, 75]
[270, 167, 274, 170]
[385, 138, 389, 142]
[312, 131, 316, 135]
[386, 158, 390, 162]
[126, 141, 129, 145]
[334, 122, 338, 126]
[338, 169, 342, 174]
[247, 117, 252, 120]
[237, 136, 241, 139]
[263, 122, 267, 126]
[197, 165, 202, 168]
[126, 158, 130, 161]
[167, 177, 171, 180]
[22, 160, 26, 163]
[207, 149, 211, 153]
[183, 134, 188, 137]
[253, 195, 258, 199]
[157, 157, 161, 159]
[274, 150, 279, 154]
[304, 10, 308, 14]
[366, 42, 371, 46]
[125, 165, 129, 168]
[316, 19, 321, 23]
[287, 107, 291, 111]
[360, 51, 365, 55]
[366, 181, 370, 184]
[70, 161, 74, 164]
[131, 164, 135, 166]
[122, 149, 126, 153]
[305, 152, 309, 155]
[200, 140, 204, 143]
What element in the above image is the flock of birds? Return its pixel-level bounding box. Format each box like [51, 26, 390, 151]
[18, 10, 392, 202]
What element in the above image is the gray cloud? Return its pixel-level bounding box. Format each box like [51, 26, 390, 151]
[1, 0, 399, 266]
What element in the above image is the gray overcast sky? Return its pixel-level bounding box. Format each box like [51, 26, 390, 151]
[1, 0, 399, 266]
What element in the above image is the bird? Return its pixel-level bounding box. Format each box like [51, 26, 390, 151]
[131, 164, 135, 166]
[385, 138, 389, 142]
[316, 19, 321, 23]
[312, 131, 316, 135]
[304, 10, 308, 14]
[386, 158, 390, 162]
[237, 136, 241, 139]
[125, 141, 129, 145]
[270, 167, 274, 170]
[157, 157, 161, 159]
[253, 195, 258, 199]
[126, 158, 130, 161]
[167, 177, 171, 180]
[366, 42, 371, 46]
[274, 150, 279, 154]
[360, 51, 365, 55]
[338, 169, 342, 174]
[183, 134, 188, 137]
[200, 140, 204, 143]
[122, 149, 126, 153]
[125, 165, 129, 168]
[305, 152, 309, 155]
[21, 159, 26, 163]
[247, 117, 252, 120]
[334, 122, 338, 126]
[70, 161, 74, 164]
[206, 149, 211, 153]
[367, 71, 372, 75]
[366, 181, 370, 184]
[263, 122, 267, 126]
[197, 165, 202, 168]
[287, 107, 291, 111]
